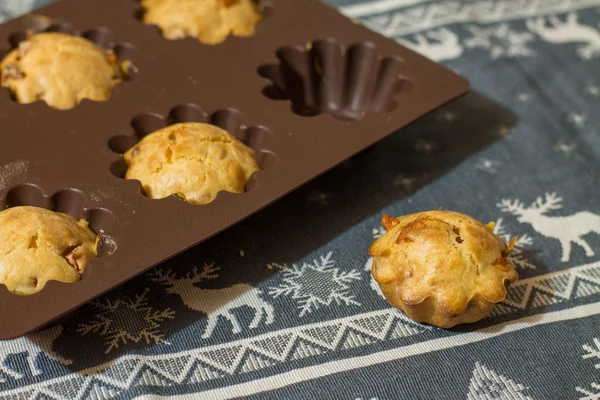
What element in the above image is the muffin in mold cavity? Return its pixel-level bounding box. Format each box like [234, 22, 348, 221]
[109, 104, 277, 205]
[139, 0, 264, 45]
[259, 38, 412, 120]
[0, 21, 137, 110]
[0, 185, 116, 295]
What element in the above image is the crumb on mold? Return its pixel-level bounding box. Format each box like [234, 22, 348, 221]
[25, 14, 53, 33]
[0, 160, 29, 192]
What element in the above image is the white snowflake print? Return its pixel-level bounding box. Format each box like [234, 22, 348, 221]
[587, 85, 600, 97]
[554, 140, 577, 155]
[569, 112, 587, 128]
[582, 338, 600, 369]
[493, 218, 536, 269]
[475, 158, 501, 173]
[268, 252, 362, 317]
[393, 174, 416, 191]
[413, 138, 439, 155]
[517, 92, 534, 102]
[307, 191, 333, 205]
[577, 383, 600, 400]
[495, 126, 511, 137]
[78, 288, 175, 354]
[465, 24, 535, 59]
[435, 110, 457, 122]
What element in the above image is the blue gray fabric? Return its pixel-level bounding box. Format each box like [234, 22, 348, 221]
[0, 1, 599, 399]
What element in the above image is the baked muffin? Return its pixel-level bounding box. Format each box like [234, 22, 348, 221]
[369, 211, 518, 328]
[0, 32, 123, 110]
[141, 0, 262, 45]
[0, 206, 98, 295]
[124, 122, 260, 205]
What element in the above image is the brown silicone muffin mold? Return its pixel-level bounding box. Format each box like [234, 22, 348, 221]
[0, 0, 469, 339]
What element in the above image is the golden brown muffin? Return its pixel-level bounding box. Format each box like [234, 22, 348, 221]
[124, 122, 260, 205]
[369, 211, 518, 328]
[0, 206, 99, 295]
[141, 0, 262, 45]
[0, 32, 122, 110]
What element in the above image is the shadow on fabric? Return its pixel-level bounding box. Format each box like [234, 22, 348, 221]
[40, 90, 538, 370]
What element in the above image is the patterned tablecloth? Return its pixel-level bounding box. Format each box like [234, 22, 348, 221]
[1, 0, 600, 399]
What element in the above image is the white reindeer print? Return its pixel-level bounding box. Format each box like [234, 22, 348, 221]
[152, 263, 274, 339]
[498, 193, 600, 263]
[526, 13, 600, 60]
[397, 28, 463, 62]
[0, 325, 71, 381]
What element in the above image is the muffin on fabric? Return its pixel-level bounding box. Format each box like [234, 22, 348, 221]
[0, 32, 123, 110]
[141, 0, 262, 45]
[369, 211, 519, 328]
[123, 122, 260, 205]
[0, 206, 99, 295]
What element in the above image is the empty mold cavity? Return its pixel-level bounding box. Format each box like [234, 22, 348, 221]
[134, 0, 272, 44]
[259, 38, 412, 120]
[108, 103, 277, 198]
[0, 18, 138, 108]
[1, 184, 117, 257]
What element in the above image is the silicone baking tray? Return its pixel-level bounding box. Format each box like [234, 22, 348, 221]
[0, 0, 469, 339]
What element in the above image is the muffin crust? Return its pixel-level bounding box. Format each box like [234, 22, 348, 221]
[141, 0, 262, 44]
[124, 122, 260, 205]
[0, 206, 98, 295]
[0, 32, 122, 110]
[369, 211, 519, 328]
